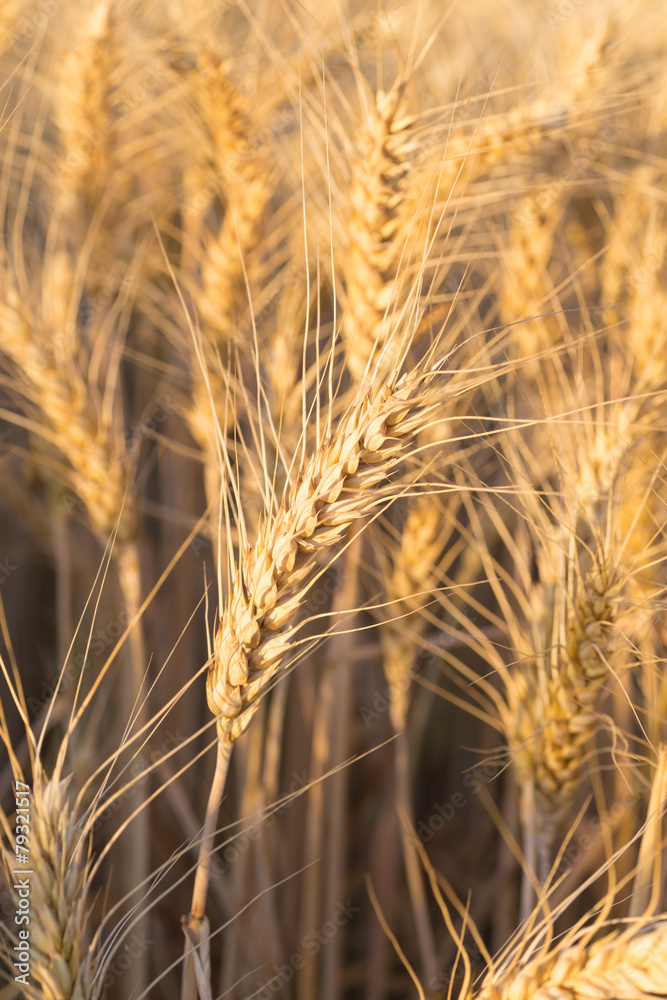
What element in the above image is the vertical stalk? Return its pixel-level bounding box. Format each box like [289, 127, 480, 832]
[182, 739, 232, 1000]
[321, 537, 360, 1000]
[52, 505, 73, 668]
[394, 727, 439, 985]
[519, 781, 538, 923]
[115, 539, 149, 998]
[300, 670, 334, 1000]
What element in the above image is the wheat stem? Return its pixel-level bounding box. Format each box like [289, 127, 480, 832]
[181, 741, 232, 1000]
[115, 539, 150, 998]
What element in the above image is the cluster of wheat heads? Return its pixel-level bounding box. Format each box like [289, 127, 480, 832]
[1, 1, 667, 999]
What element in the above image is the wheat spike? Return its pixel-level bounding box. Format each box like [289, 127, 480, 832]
[240, 253, 311, 534]
[507, 564, 622, 837]
[501, 193, 563, 359]
[186, 50, 270, 346]
[2, 768, 98, 1000]
[182, 51, 270, 529]
[475, 919, 667, 999]
[208, 366, 448, 744]
[0, 258, 136, 542]
[263, 248, 311, 456]
[44, 0, 120, 348]
[600, 167, 656, 324]
[342, 80, 416, 382]
[621, 196, 667, 387]
[53, 0, 114, 230]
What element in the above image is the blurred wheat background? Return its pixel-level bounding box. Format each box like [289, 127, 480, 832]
[1, 1, 667, 998]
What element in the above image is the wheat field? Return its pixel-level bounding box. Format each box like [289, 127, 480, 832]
[1, 1, 667, 998]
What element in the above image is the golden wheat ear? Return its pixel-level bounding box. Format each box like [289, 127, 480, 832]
[475, 919, 667, 999]
[185, 49, 271, 347]
[1, 763, 100, 1000]
[208, 366, 459, 747]
[472, 747, 667, 1000]
[340, 75, 418, 384]
[506, 560, 624, 864]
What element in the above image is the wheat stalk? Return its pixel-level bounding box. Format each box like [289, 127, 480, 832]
[375, 494, 446, 986]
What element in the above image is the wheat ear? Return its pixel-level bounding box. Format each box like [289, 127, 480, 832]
[474, 919, 667, 1000]
[186, 50, 270, 346]
[53, 0, 113, 222]
[48, 0, 115, 325]
[182, 50, 270, 538]
[604, 179, 667, 386]
[208, 369, 448, 744]
[505, 563, 622, 882]
[2, 766, 98, 1000]
[0, 258, 136, 543]
[500, 193, 563, 360]
[342, 79, 416, 382]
